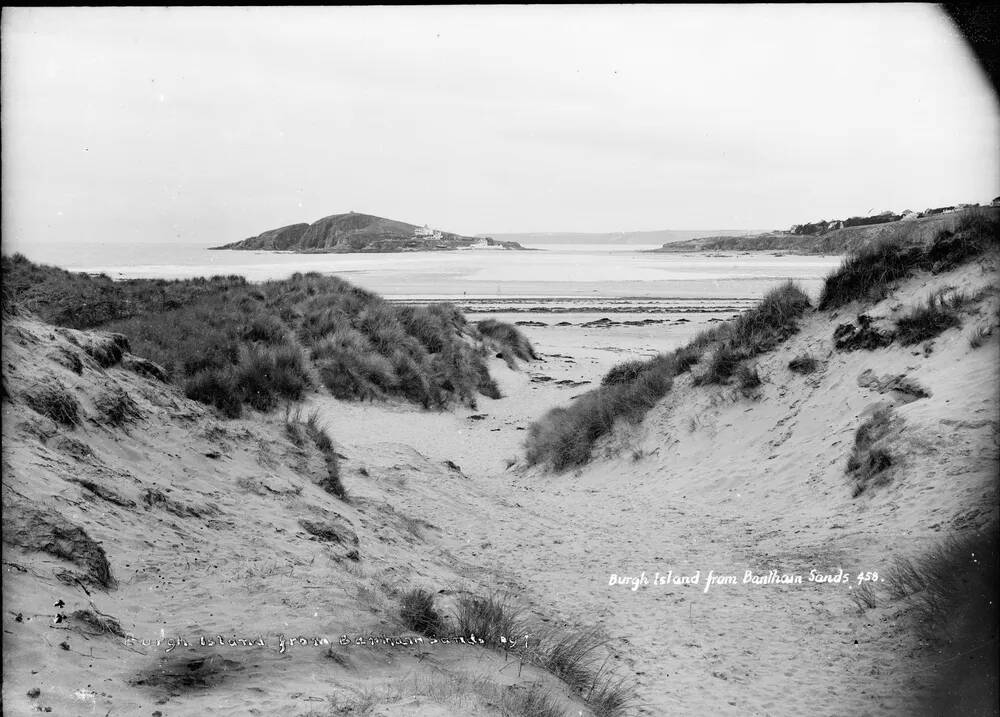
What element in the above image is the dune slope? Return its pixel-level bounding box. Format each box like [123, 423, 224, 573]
[0, 318, 600, 716]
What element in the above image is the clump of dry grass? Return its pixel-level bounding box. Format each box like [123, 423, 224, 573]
[525, 367, 673, 470]
[894, 294, 961, 346]
[601, 359, 648, 386]
[83, 333, 130, 368]
[849, 581, 879, 613]
[22, 381, 81, 427]
[788, 353, 819, 374]
[399, 588, 446, 637]
[819, 241, 926, 310]
[283, 406, 307, 447]
[71, 607, 127, 638]
[884, 528, 998, 645]
[454, 592, 525, 645]
[450, 593, 636, 716]
[303, 410, 346, 500]
[475, 318, 539, 363]
[693, 281, 811, 385]
[847, 406, 896, 497]
[735, 363, 762, 393]
[95, 386, 142, 426]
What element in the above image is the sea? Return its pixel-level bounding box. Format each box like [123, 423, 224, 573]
[9, 240, 844, 324]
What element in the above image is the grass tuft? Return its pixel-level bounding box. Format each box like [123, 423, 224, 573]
[399, 588, 445, 637]
[884, 528, 998, 653]
[95, 386, 142, 426]
[894, 295, 961, 346]
[302, 411, 346, 499]
[526, 367, 673, 470]
[735, 363, 762, 392]
[694, 281, 811, 385]
[22, 381, 81, 426]
[474, 318, 539, 363]
[454, 592, 525, 646]
[819, 242, 925, 310]
[788, 353, 819, 374]
[602, 359, 649, 386]
[847, 407, 895, 497]
[84, 333, 131, 368]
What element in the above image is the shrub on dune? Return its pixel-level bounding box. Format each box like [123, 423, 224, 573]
[925, 210, 1000, 272]
[474, 360, 503, 400]
[602, 360, 648, 386]
[725, 280, 811, 354]
[240, 313, 287, 344]
[397, 305, 453, 353]
[694, 281, 810, 386]
[429, 342, 483, 408]
[232, 345, 302, 411]
[298, 306, 351, 344]
[389, 350, 434, 407]
[672, 345, 702, 374]
[527, 368, 673, 471]
[266, 344, 312, 400]
[185, 368, 242, 418]
[475, 318, 539, 361]
[819, 241, 926, 310]
[318, 350, 396, 401]
[310, 327, 374, 360]
[695, 342, 745, 385]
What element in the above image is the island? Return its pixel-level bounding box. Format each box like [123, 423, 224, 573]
[210, 212, 527, 252]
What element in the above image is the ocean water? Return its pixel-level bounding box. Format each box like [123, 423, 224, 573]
[10, 240, 844, 314]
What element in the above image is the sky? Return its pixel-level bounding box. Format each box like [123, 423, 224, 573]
[2, 5, 998, 251]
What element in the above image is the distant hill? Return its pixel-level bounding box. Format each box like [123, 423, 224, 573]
[649, 209, 1000, 254]
[477, 229, 763, 246]
[213, 212, 526, 252]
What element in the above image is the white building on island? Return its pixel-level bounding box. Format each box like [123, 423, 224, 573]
[414, 225, 443, 240]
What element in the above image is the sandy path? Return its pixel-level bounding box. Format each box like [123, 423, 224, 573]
[316, 280, 998, 717]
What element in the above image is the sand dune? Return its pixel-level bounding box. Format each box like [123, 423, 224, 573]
[2, 247, 997, 715]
